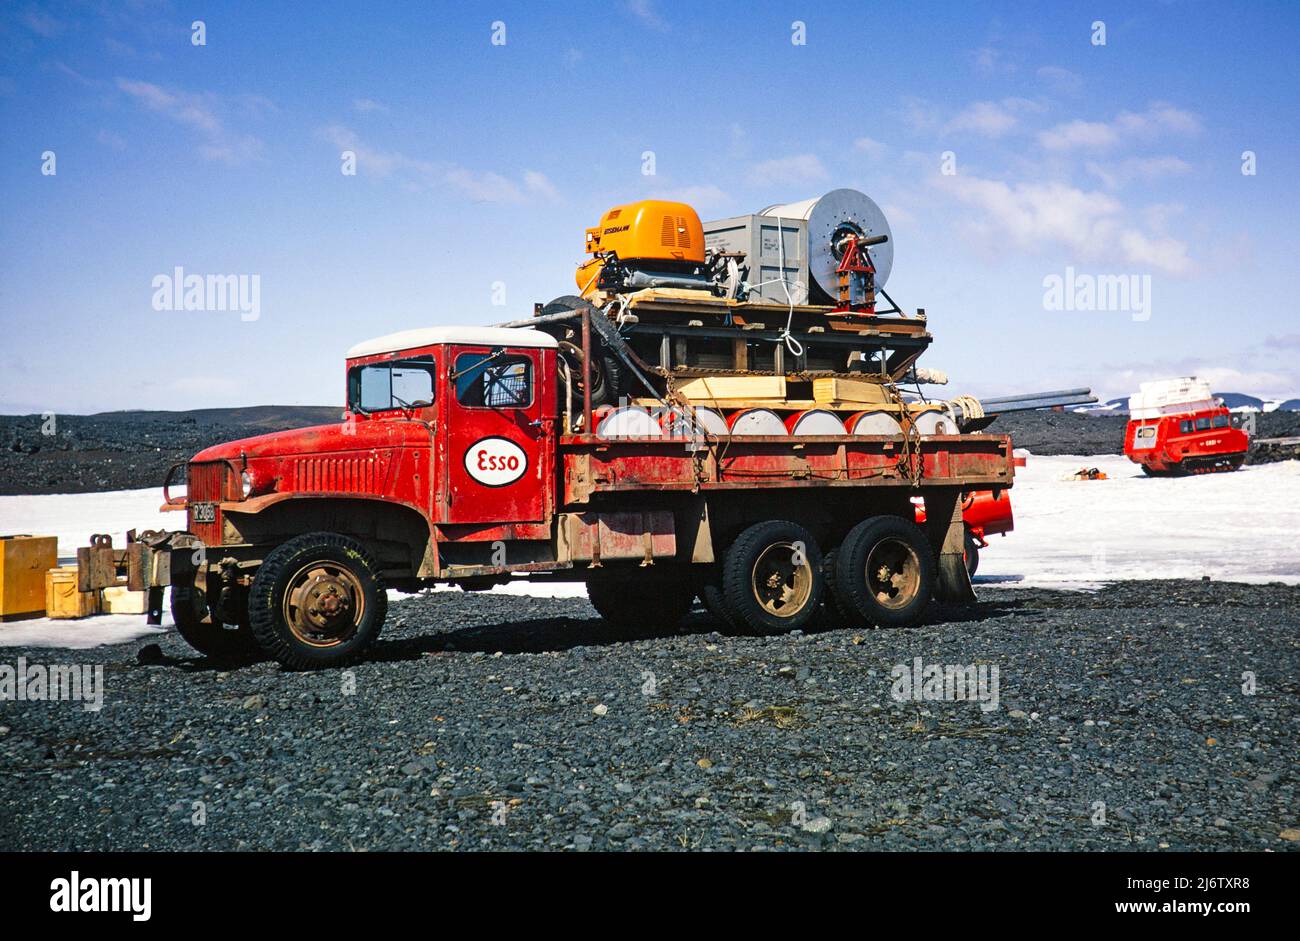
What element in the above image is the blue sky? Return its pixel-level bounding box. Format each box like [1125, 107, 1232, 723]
[2, 0, 1298, 413]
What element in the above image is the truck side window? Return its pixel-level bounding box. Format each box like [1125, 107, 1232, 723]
[348, 355, 436, 412]
[1179, 420, 1192, 434]
[1212, 414, 1230, 428]
[1195, 416, 1212, 431]
[454, 353, 533, 408]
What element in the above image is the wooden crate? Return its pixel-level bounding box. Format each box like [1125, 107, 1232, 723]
[813, 377, 891, 406]
[0, 535, 58, 621]
[102, 585, 148, 615]
[45, 566, 100, 620]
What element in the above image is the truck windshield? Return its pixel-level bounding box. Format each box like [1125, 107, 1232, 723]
[348, 356, 436, 412]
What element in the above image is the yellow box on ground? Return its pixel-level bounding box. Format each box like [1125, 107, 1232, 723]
[0, 534, 59, 621]
[45, 566, 101, 619]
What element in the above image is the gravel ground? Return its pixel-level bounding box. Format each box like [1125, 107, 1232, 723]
[2, 580, 1296, 852]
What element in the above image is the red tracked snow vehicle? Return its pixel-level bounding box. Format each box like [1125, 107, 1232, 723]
[1124, 377, 1250, 476]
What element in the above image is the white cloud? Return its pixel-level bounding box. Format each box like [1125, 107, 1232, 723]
[353, 98, 388, 114]
[971, 46, 1015, 75]
[96, 129, 127, 151]
[1086, 156, 1193, 189]
[1039, 103, 1202, 152]
[658, 184, 729, 209]
[117, 78, 264, 164]
[21, 8, 62, 37]
[321, 126, 559, 204]
[626, 0, 668, 30]
[854, 136, 886, 157]
[934, 173, 1194, 277]
[944, 98, 1043, 138]
[746, 154, 828, 187]
[523, 170, 560, 201]
[1037, 65, 1082, 95]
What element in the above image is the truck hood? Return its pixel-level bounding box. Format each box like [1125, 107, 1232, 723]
[191, 419, 430, 463]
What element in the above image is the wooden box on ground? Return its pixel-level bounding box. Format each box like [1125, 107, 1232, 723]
[45, 566, 101, 619]
[0, 535, 59, 621]
[102, 585, 148, 615]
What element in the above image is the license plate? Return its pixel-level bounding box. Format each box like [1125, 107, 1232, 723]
[191, 502, 217, 523]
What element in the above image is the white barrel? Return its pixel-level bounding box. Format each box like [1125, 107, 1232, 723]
[760, 188, 893, 300]
[911, 410, 957, 436]
[849, 411, 903, 435]
[728, 408, 788, 436]
[596, 405, 663, 438]
[662, 406, 729, 438]
[787, 409, 847, 435]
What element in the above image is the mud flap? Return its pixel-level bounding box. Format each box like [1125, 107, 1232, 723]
[924, 488, 976, 603]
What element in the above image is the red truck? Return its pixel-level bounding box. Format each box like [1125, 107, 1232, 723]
[81, 320, 1014, 669]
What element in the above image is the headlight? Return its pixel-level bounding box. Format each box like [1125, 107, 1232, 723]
[241, 470, 253, 497]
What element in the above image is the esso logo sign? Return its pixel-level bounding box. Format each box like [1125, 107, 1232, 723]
[464, 437, 528, 487]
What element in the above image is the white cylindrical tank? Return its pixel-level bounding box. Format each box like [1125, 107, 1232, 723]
[911, 410, 958, 436]
[785, 409, 847, 435]
[661, 406, 730, 438]
[848, 410, 903, 436]
[760, 188, 893, 301]
[727, 408, 788, 435]
[596, 405, 663, 438]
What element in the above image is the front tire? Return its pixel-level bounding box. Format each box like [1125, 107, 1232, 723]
[248, 533, 387, 669]
[832, 516, 935, 628]
[722, 520, 824, 634]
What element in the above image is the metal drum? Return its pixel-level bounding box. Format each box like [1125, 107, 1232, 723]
[785, 409, 847, 435]
[847, 410, 903, 436]
[596, 405, 664, 438]
[727, 408, 789, 436]
[662, 406, 730, 438]
[911, 410, 958, 436]
[760, 188, 893, 302]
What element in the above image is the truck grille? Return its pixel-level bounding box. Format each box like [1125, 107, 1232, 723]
[292, 456, 380, 493]
[187, 461, 230, 547]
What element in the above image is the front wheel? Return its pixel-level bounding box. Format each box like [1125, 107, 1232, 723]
[248, 533, 387, 669]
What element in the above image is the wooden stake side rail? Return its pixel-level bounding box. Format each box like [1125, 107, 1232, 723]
[560, 434, 1014, 503]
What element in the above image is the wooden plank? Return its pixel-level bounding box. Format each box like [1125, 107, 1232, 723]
[675, 376, 786, 401]
[813, 377, 891, 405]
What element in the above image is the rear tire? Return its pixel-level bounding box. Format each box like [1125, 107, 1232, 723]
[587, 569, 695, 629]
[722, 520, 823, 634]
[963, 528, 981, 578]
[698, 573, 737, 629]
[832, 516, 934, 628]
[171, 584, 255, 658]
[248, 533, 387, 670]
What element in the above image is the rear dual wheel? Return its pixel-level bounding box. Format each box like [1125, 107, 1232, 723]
[719, 520, 824, 634]
[829, 516, 935, 629]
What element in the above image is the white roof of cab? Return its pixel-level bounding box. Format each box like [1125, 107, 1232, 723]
[346, 326, 558, 359]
